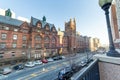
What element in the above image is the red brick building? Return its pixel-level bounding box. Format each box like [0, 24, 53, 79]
[0, 9, 59, 65]
[111, 4, 120, 48]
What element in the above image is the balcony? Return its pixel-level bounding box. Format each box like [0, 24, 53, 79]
[71, 54, 120, 80]
[71, 59, 100, 80]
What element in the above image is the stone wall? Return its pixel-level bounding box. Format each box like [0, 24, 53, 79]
[99, 62, 120, 80]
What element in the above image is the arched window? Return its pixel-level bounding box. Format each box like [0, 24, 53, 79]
[35, 35, 41, 41]
[52, 37, 56, 43]
[44, 36, 49, 42]
[63, 36, 68, 47]
[36, 21, 42, 28]
[44, 36, 50, 48]
[35, 43, 42, 49]
[51, 37, 56, 48]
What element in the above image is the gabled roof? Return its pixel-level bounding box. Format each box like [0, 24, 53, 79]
[0, 15, 24, 26]
[31, 16, 54, 29]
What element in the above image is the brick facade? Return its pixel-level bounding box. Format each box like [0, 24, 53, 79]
[0, 10, 59, 64]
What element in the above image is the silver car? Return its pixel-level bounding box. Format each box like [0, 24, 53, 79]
[25, 61, 35, 67]
[0, 67, 12, 75]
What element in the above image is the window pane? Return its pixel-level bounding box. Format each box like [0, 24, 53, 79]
[12, 43, 17, 48]
[1, 34, 7, 39]
[35, 44, 41, 49]
[14, 28, 18, 32]
[52, 44, 56, 48]
[52, 37, 55, 43]
[44, 43, 49, 48]
[5, 27, 9, 30]
[22, 44, 26, 48]
[35, 36, 41, 41]
[23, 36, 26, 40]
[44, 37, 49, 42]
[0, 43, 6, 49]
[13, 35, 17, 40]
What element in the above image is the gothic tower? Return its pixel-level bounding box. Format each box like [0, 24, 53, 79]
[65, 18, 76, 54]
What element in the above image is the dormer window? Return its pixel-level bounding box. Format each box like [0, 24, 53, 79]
[52, 28, 56, 32]
[45, 25, 49, 30]
[5, 27, 9, 30]
[14, 28, 18, 32]
[37, 23, 42, 28]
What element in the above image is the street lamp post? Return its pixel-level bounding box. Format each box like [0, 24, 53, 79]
[99, 0, 120, 57]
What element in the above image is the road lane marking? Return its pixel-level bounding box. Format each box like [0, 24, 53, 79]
[31, 73, 37, 77]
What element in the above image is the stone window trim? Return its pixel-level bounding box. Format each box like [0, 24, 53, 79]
[52, 37, 56, 43]
[0, 42, 6, 49]
[51, 43, 56, 48]
[37, 23, 42, 28]
[22, 43, 27, 48]
[45, 24, 50, 31]
[36, 21, 42, 28]
[13, 34, 18, 40]
[44, 36, 50, 42]
[12, 42, 17, 48]
[35, 35, 42, 41]
[1, 33, 7, 40]
[35, 44, 42, 49]
[3, 26, 9, 30]
[44, 43, 49, 48]
[14, 28, 18, 32]
[22, 35, 27, 40]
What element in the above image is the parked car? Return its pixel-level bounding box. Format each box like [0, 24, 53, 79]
[25, 61, 35, 67]
[41, 59, 48, 63]
[47, 58, 54, 62]
[13, 63, 24, 70]
[0, 67, 12, 75]
[61, 56, 66, 59]
[33, 60, 42, 65]
[58, 67, 73, 80]
[52, 56, 63, 61]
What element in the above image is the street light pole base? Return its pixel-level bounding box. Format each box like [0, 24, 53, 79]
[107, 50, 120, 57]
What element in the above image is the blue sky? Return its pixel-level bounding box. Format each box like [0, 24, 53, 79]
[0, 0, 109, 45]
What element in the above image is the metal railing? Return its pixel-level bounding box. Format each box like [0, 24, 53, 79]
[71, 59, 100, 80]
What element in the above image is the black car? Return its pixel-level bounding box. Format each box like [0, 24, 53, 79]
[52, 56, 62, 60]
[13, 64, 24, 70]
[58, 67, 73, 80]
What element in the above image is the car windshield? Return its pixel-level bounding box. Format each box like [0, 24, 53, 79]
[4, 67, 11, 71]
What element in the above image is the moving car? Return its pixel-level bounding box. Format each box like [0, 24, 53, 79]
[58, 67, 73, 80]
[13, 63, 24, 70]
[25, 61, 35, 67]
[0, 67, 12, 75]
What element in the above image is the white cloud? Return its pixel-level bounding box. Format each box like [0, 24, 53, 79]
[0, 8, 5, 16]
[17, 16, 30, 22]
[0, 8, 16, 18]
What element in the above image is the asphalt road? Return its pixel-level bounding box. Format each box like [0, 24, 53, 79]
[1, 53, 92, 80]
